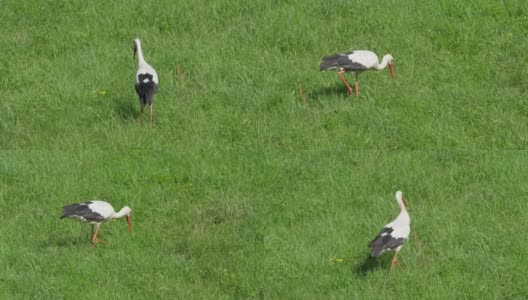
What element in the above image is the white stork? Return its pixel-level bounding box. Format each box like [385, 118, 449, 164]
[60, 200, 132, 247]
[369, 191, 410, 273]
[133, 38, 158, 127]
[319, 50, 394, 97]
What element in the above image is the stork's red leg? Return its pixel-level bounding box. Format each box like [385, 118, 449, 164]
[394, 258, 401, 267]
[149, 104, 153, 127]
[140, 102, 145, 126]
[91, 225, 98, 247]
[337, 70, 353, 96]
[91, 224, 95, 243]
[388, 252, 399, 273]
[91, 225, 104, 248]
[355, 74, 359, 97]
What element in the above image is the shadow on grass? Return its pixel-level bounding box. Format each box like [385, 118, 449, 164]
[310, 84, 351, 99]
[115, 99, 140, 121]
[40, 237, 86, 248]
[353, 256, 389, 276]
[40, 228, 108, 248]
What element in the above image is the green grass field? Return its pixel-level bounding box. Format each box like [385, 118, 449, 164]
[1, 0, 528, 298]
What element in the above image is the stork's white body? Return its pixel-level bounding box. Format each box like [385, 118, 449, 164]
[368, 191, 411, 272]
[351, 51, 384, 69]
[135, 59, 159, 86]
[378, 201, 411, 254]
[133, 38, 158, 126]
[64, 200, 127, 224]
[60, 200, 132, 246]
[324, 50, 390, 72]
[319, 50, 394, 97]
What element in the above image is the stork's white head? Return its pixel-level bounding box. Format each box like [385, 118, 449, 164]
[384, 54, 394, 79]
[395, 191, 406, 208]
[121, 206, 132, 215]
[120, 206, 132, 232]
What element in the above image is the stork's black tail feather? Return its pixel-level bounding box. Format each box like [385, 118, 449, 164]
[60, 201, 96, 220]
[319, 54, 348, 70]
[319, 51, 367, 72]
[369, 248, 383, 258]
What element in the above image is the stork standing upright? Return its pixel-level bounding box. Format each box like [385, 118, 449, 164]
[369, 191, 410, 273]
[133, 38, 158, 127]
[319, 50, 394, 97]
[60, 200, 132, 247]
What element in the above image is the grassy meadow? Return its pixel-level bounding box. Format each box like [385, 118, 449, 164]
[1, 0, 528, 298]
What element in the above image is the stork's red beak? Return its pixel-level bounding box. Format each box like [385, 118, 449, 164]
[126, 215, 131, 232]
[389, 63, 394, 79]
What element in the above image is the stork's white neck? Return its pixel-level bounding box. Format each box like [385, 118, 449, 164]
[375, 54, 392, 70]
[135, 40, 146, 65]
[395, 192, 407, 211]
[396, 207, 410, 226]
[398, 200, 407, 212]
[113, 207, 130, 219]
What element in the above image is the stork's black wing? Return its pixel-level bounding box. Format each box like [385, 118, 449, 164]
[368, 227, 406, 258]
[319, 52, 368, 71]
[60, 201, 104, 222]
